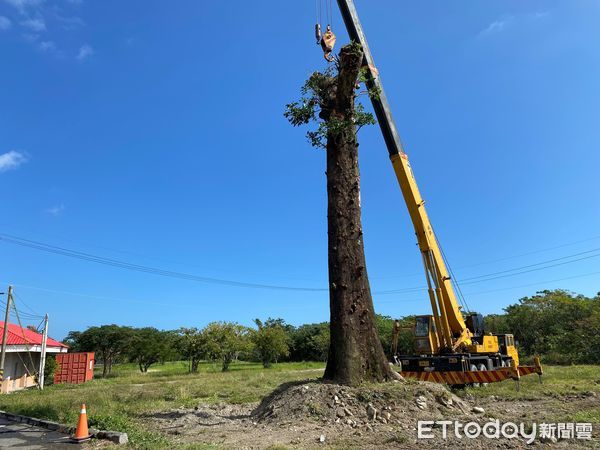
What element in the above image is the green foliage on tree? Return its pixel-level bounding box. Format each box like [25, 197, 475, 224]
[374, 314, 395, 357]
[61, 288, 599, 371]
[252, 319, 290, 368]
[127, 327, 172, 373]
[177, 327, 204, 373]
[65, 324, 134, 377]
[498, 289, 600, 364]
[284, 47, 377, 149]
[289, 323, 330, 362]
[374, 314, 414, 357]
[43, 355, 58, 385]
[201, 322, 253, 371]
[482, 314, 510, 334]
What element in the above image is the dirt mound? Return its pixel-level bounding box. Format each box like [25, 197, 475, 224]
[149, 379, 595, 448]
[252, 379, 470, 429]
[149, 379, 482, 449]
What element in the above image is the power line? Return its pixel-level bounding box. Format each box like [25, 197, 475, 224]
[0, 299, 42, 320]
[462, 271, 600, 297]
[373, 233, 600, 280]
[456, 234, 600, 270]
[3, 232, 598, 297]
[0, 234, 327, 293]
[9, 267, 599, 312]
[10, 297, 38, 375]
[12, 292, 43, 317]
[0, 282, 225, 310]
[375, 270, 600, 304]
[458, 248, 600, 282]
[375, 249, 600, 295]
[459, 252, 600, 286]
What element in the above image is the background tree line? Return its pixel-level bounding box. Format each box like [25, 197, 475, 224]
[64, 289, 599, 376]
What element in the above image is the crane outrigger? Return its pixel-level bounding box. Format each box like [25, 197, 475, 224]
[319, 0, 543, 387]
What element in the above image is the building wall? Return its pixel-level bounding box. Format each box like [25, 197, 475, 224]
[3, 353, 40, 379]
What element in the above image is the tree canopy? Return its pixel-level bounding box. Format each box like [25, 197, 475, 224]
[252, 319, 290, 368]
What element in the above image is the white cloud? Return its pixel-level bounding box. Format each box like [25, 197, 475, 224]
[480, 17, 513, 36]
[77, 43, 93, 60]
[39, 40, 55, 51]
[45, 204, 65, 216]
[0, 16, 11, 30]
[20, 17, 46, 32]
[3, 0, 43, 13]
[0, 150, 28, 172]
[531, 11, 550, 20]
[55, 14, 84, 30]
[480, 11, 550, 38]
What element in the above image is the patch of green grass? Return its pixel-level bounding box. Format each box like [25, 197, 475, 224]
[456, 365, 600, 400]
[179, 446, 222, 450]
[1, 363, 596, 448]
[559, 407, 600, 424]
[307, 401, 324, 416]
[384, 432, 408, 445]
[0, 360, 324, 449]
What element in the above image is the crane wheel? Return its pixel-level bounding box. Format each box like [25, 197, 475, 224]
[469, 364, 480, 387]
[477, 363, 489, 387]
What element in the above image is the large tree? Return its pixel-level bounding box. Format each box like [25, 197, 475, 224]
[65, 324, 133, 377]
[128, 327, 172, 373]
[201, 322, 253, 371]
[285, 43, 395, 385]
[252, 319, 290, 368]
[178, 327, 204, 373]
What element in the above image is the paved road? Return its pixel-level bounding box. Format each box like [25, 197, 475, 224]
[0, 417, 77, 449]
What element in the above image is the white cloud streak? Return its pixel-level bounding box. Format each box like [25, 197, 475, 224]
[3, 0, 44, 14]
[77, 43, 93, 60]
[45, 204, 65, 216]
[20, 17, 46, 32]
[480, 17, 513, 36]
[0, 150, 28, 172]
[0, 16, 11, 30]
[39, 39, 55, 51]
[480, 10, 550, 38]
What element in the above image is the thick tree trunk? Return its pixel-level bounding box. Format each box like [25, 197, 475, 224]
[322, 45, 394, 385]
[102, 354, 108, 378]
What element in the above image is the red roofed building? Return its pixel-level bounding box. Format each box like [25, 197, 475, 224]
[0, 321, 68, 392]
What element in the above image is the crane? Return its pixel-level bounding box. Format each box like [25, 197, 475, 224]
[319, 0, 543, 386]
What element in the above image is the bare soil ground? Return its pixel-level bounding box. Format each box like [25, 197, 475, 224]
[148, 379, 599, 449]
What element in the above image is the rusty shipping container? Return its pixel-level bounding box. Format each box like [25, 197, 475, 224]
[54, 352, 95, 384]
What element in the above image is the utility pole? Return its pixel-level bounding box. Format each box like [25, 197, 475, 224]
[38, 314, 49, 389]
[0, 285, 13, 380]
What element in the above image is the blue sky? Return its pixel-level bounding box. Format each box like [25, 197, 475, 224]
[1, 0, 599, 340]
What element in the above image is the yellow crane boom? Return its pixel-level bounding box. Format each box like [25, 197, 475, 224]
[391, 153, 471, 351]
[332, 0, 543, 387]
[335, 0, 470, 351]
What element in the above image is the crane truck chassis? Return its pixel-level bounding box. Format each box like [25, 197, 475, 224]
[332, 0, 543, 387]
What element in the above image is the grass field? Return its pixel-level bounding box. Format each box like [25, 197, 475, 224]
[461, 364, 600, 425]
[0, 361, 325, 448]
[0, 362, 597, 449]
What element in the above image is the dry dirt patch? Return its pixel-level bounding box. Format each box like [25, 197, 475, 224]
[148, 380, 596, 449]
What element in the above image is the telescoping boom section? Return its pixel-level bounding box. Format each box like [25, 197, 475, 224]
[334, 0, 542, 386]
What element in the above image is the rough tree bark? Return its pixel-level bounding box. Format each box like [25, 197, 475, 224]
[322, 45, 395, 385]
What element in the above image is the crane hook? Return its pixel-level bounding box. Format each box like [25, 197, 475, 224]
[320, 24, 336, 62]
[315, 23, 322, 45]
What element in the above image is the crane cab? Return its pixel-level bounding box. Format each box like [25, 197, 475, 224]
[464, 313, 500, 354]
[413, 315, 440, 354]
[496, 333, 519, 366]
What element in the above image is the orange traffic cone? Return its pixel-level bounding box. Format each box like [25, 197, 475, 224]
[73, 403, 91, 442]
